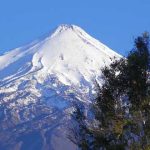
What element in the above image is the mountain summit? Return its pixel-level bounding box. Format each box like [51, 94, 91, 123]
[0, 24, 121, 150]
[0, 24, 120, 84]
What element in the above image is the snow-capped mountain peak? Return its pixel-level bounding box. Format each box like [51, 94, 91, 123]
[0, 24, 121, 150]
[0, 24, 120, 85]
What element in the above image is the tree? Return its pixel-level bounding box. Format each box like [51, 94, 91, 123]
[69, 33, 150, 149]
[126, 33, 150, 149]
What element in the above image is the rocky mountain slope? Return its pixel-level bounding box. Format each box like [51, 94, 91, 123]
[0, 24, 121, 150]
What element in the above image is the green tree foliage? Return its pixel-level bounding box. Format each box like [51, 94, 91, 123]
[69, 33, 150, 150]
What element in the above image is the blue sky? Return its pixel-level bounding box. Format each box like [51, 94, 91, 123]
[0, 0, 150, 55]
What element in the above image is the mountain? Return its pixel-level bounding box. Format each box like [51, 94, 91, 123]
[0, 24, 121, 150]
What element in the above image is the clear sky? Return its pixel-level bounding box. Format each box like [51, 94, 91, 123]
[0, 0, 150, 56]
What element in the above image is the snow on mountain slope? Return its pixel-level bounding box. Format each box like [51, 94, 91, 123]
[0, 24, 120, 84]
[0, 24, 121, 150]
